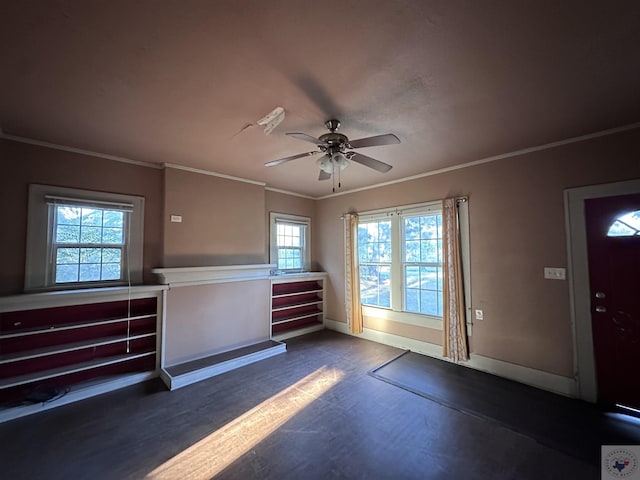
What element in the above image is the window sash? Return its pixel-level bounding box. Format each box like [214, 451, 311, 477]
[270, 212, 311, 272]
[49, 203, 130, 285]
[357, 202, 444, 319]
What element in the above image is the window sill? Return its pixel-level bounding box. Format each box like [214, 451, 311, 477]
[362, 305, 443, 331]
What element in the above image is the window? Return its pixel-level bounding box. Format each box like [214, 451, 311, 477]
[25, 185, 144, 291]
[403, 212, 443, 316]
[358, 219, 392, 307]
[356, 200, 469, 329]
[358, 203, 442, 317]
[269, 212, 310, 272]
[607, 210, 640, 237]
[52, 203, 127, 284]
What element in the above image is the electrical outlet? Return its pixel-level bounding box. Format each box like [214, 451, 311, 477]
[544, 267, 566, 280]
[170, 215, 182, 223]
[475, 309, 484, 321]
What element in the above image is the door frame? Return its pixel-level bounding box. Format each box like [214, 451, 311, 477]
[565, 178, 640, 403]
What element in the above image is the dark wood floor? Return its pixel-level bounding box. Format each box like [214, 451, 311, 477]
[0, 330, 604, 479]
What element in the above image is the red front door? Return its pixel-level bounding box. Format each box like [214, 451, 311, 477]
[585, 193, 640, 410]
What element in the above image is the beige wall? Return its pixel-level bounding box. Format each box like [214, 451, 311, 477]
[316, 128, 640, 378]
[162, 167, 266, 267]
[0, 139, 164, 295]
[163, 280, 271, 365]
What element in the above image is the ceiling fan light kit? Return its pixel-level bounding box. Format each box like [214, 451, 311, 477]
[265, 119, 400, 191]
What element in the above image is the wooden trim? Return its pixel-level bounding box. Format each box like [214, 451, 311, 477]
[0, 286, 166, 312]
[152, 264, 275, 287]
[564, 178, 640, 403]
[325, 318, 576, 397]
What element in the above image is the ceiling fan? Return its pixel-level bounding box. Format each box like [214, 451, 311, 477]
[264, 120, 400, 187]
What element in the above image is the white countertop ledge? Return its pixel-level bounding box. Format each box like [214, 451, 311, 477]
[152, 264, 276, 287]
[0, 285, 168, 312]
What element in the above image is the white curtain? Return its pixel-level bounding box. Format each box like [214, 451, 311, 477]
[442, 198, 469, 362]
[344, 213, 363, 334]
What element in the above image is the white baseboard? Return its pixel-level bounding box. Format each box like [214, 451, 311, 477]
[161, 342, 287, 390]
[0, 371, 157, 424]
[325, 319, 576, 397]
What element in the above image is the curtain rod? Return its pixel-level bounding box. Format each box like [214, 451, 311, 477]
[340, 196, 469, 219]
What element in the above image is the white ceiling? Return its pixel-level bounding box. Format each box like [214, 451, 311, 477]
[2, 1, 640, 197]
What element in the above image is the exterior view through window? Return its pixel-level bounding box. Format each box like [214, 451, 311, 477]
[607, 210, 640, 236]
[276, 221, 305, 270]
[358, 207, 443, 317]
[53, 205, 126, 284]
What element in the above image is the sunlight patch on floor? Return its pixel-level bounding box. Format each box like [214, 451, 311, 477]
[146, 366, 344, 479]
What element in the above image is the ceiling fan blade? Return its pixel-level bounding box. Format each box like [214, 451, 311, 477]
[348, 152, 393, 173]
[318, 170, 331, 181]
[264, 151, 318, 167]
[348, 133, 400, 149]
[286, 132, 326, 145]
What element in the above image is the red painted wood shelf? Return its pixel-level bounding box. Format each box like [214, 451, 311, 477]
[0, 286, 165, 422]
[270, 273, 326, 340]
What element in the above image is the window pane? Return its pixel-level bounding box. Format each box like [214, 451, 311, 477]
[359, 265, 391, 308]
[56, 248, 79, 265]
[420, 266, 439, 290]
[420, 239, 439, 263]
[103, 210, 124, 228]
[607, 211, 640, 237]
[404, 216, 421, 240]
[278, 248, 302, 269]
[405, 288, 419, 312]
[81, 208, 103, 226]
[402, 212, 443, 317]
[102, 228, 124, 244]
[56, 264, 79, 283]
[420, 290, 440, 316]
[101, 263, 121, 280]
[405, 240, 420, 262]
[80, 226, 102, 244]
[56, 225, 80, 243]
[80, 248, 101, 263]
[420, 215, 439, 240]
[57, 207, 80, 225]
[102, 248, 122, 263]
[359, 220, 391, 264]
[79, 263, 101, 281]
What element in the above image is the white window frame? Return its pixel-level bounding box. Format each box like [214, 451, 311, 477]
[269, 212, 311, 273]
[358, 200, 471, 331]
[25, 184, 144, 291]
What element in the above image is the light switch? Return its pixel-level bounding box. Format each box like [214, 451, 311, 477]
[170, 215, 182, 223]
[475, 309, 484, 321]
[544, 267, 566, 280]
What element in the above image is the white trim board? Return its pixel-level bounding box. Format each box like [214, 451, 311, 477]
[0, 371, 157, 424]
[564, 178, 640, 403]
[163, 163, 266, 187]
[152, 264, 275, 288]
[316, 122, 640, 200]
[0, 132, 161, 169]
[5, 122, 639, 201]
[325, 319, 576, 397]
[160, 342, 286, 390]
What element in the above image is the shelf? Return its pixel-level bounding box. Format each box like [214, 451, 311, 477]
[270, 275, 325, 339]
[272, 309, 322, 325]
[0, 351, 156, 389]
[272, 288, 322, 299]
[0, 314, 156, 340]
[272, 299, 322, 312]
[0, 333, 156, 365]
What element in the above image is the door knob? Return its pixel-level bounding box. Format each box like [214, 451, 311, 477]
[595, 292, 606, 299]
[595, 306, 607, 313]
